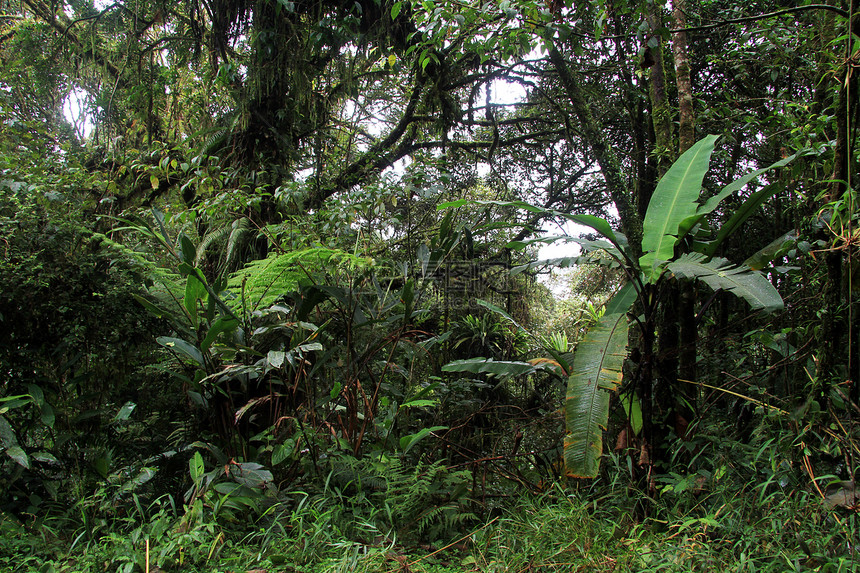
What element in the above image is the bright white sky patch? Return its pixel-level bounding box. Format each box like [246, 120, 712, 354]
[63, 87, 95, 140]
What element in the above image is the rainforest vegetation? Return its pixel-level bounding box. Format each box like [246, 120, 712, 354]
[0, 0, 858, 570]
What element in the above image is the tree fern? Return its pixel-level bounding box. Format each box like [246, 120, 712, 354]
[323, 455, 474, 541]
[223, 217, 254, 273]
[194, 223, 232, 267]
[227, 247, 374, 310]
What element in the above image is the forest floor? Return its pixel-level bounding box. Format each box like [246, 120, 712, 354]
[3, 487, 857, 573]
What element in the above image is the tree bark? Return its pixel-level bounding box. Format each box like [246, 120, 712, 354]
[646, 9, 674, 176]
[672, 0, 695, 154]
[673, 0, 698, 395]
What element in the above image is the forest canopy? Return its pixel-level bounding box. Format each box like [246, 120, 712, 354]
[0, 0, 858, 571]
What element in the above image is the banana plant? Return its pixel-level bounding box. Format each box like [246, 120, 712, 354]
[564, 136, 795, 477]
[443, 136, 798, 477]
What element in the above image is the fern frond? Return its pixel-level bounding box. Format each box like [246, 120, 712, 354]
[223, 217, 254, 273]
[194, 223, 232, 267]
[228, 247, 374, 310]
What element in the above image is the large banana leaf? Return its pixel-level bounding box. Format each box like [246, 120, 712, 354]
[564, 284, 636, 478]
[678, 153, 799, 240]
[743, 231, 798, 271]
[667, 252, 783, 312]
[639, 135, 719, 280]
[702, 183, 781, 258]
[442, 358, 543, 380]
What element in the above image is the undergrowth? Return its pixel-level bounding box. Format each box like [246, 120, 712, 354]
[3, 464, 857, 573]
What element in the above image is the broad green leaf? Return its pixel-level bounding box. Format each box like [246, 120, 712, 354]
[27, 384, 44, 405]
[179, 234, 196, 266]
[6, 445, 30, 469]
[0, 415, 17, 448]
[667, 253, 783, 312]
[743, 231, 798, 271]
[679, 153, 799, 238]
[564, 283, 636, 478]
[565, 214, 628, 253]
[31, 451, 59, 464]
[399, 426, 447, 453]
[200, 316, 239, 352]
[703, 183, 782, 257]
[267, 350, 286, 368]
[40, 402, 55, 428]
[272, 440, 295, 465]
[604, 282, 638, 314]
[442, 358, 539, 379]
[230, 462, 273, 488]
[184, 273, 207, 326]
[157, 336, 205, 365]
[119, 467, 157, 493]
[620, 393, 643, 435]
[640, 135, 719, 280]
[189, 451, 204, 482]
[114, 401, 136, 421]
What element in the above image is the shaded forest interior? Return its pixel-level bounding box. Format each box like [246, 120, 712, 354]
[0, 0, 858, 571]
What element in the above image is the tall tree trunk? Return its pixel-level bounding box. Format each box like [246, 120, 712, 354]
[646, 9, 674, 177]
[673, 0, 698, 405]
[648, 4, 683, 445]
[819, 50, 856, 404]
[672, 0, 695, 153]
[548, 45, 643, 256]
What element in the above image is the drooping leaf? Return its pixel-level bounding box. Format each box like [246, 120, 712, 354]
[442, 199, 629, 255]
[678, 153, 799, 238]
[565, 214, 628, 253]
[667, 252, 783, 312]
[6, 445, 30, 469]
[399, 426, 448, 453]
[441, 358, 541, 379]
[200, 316, 239, 352]
[40, 402, 55, 428]
[511, 256, 586, 275]
[743, 231, 798, 270]
[620, 393, 643, 435]
[157, 336, 205, 365]
[184, 273, 207, 326]
[703, 183, 783, 257]
[564, 283, 636, 478]
[475, 299, 523, 330]
[132, 294, 177, 321]
[640, 135, 719, 280]
[113, 401, 136, 422]
[27, 384, 44, 405]
[179, 234, 196, 266]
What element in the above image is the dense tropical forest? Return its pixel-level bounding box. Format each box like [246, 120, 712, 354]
[1, 0, 858, 570]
